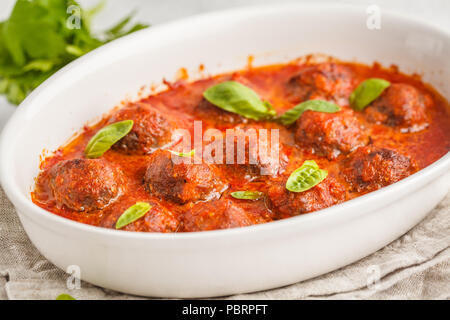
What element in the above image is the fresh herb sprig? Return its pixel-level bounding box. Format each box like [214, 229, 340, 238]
[56, 293, 76, 300]
[203, 81, 276, 120]
[349, 78, 390, 111]
[116, 202, 151, 229]
[84, 120, 134, 159]
[0, 0, 148, 105]
[285, 160, 328, 193]
[278, 100, 340, 125]
[231, 191, 264, 200]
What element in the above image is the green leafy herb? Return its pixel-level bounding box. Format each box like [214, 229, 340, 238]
[56, 293, 76, 300]
[279, 100, 341, 125]
[231, 191, 264, 200]
[350, 78, 390, 111]
[168, 149, 195, 158]
[104, 10, 148, 39]
[286, 160, 328, 193]
[0, 0, 149, 105]
[85, 120, 134, 158]
[116, 202, 151, 229]
[203, 81, 276, 120]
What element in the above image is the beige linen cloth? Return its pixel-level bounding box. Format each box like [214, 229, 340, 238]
[0, 185, 449, 300]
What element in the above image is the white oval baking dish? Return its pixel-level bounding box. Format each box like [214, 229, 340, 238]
[0, 4, 449, 298]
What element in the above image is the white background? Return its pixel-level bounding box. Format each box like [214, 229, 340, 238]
[0, 0, 449, 130]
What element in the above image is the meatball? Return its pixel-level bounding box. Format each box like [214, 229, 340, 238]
[182, 198, 269, 232]
[343, 146, 416, 192]
[295, 108, 366, 159]
[365, 83, 432, 131]
[227, 126, 288, 177]
[49, 159, 123, 212]
[268, 176, 346, 217]
[205, 126, 288, 177]
[101, 203, 179, 233]
[286, 63, 354, 104]
[194, 98, 247, 128]
[144, 149, 227, 204]
[108, 103, 174, 155]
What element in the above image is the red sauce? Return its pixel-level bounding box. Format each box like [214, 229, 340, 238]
[31, 57, 450, 232]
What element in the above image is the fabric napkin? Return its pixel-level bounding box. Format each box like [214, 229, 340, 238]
[1, 186, 448, 300]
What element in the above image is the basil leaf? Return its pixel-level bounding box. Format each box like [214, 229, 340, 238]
[85, 120, 134, 158]
[115, 202, 151, 229]
[350, 78, 390, 111]
[168, 149, 195, 158]
[264, 101, 277, 116]
[279, 100, 341, 125]
[286, 160, 328, 193]
[203, 81, 276, 120]
[56, 294, 76, 300]
[231, 191, 264, 200]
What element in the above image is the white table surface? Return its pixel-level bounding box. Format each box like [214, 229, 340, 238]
[0, 0, 449, 131]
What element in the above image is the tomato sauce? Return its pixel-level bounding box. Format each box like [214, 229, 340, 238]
[32, 56, 450, 232]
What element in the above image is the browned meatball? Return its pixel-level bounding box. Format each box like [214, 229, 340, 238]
[109, 103, 174, 155]
[365, 83, 432, 131]
[182, 198, 269, 232]
[194, 98, 247, 128]
[144, 149, 227, 204]
[286, 63, 354, 104]
[101, 203, 179, 233]
[295, 108, 366, 159]
[343, 146, 416, 192]
[219, 126, 288, 177]
[268, 176, 346, 217]
[49, 159, 123, 212]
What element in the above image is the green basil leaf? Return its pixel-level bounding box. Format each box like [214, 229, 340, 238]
[264, 101, 277, 117]
[115, 202, 152, 229]
[0, 0, 148, 105]
[168, 149, 195, 158]
[203, 81, 276, 120]
[85, 120, 134, 158]
[56, 294, 76, 300]
[350, 78, 390, 111]
[231, 191, 264, 200]
[279, 100, 341, 125]
[286, 160, 328, 193]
